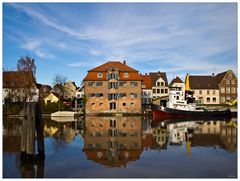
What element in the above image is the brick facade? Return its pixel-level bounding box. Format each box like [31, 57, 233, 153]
[84, 61, 142, 114]
[219, 70, 238, 103]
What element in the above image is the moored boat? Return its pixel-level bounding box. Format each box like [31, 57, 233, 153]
[152, 74, 232, 121]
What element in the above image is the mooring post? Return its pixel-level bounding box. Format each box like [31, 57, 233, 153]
[35, 102, 45, 160]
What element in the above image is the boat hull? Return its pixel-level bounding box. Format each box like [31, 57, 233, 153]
[152, 107, 232, 121]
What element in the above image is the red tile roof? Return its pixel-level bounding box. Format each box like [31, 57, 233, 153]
[88, 61, 138, 72]
[84, 61, 142, 81]
[140, 74, 152, 89]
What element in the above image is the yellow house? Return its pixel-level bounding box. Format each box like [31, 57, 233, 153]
[43, 92, 60, 104]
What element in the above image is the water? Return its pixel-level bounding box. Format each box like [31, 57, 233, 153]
[3, 116, 237, 178]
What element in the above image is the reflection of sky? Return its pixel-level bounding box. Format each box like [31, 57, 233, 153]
[3, 153, 20, 178]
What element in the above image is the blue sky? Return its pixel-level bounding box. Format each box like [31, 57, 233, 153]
[3, 3, 237, 86]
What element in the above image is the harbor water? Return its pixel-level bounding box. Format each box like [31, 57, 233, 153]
[3, 116, 237, 178]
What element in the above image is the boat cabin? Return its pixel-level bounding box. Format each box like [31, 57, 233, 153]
[167, 86, 196, 111]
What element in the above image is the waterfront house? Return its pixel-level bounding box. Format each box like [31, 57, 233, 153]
[216, 70, 237, 104]
[188, 70, 237, 104]
[188, 74, 220, 104]
[52, 83, 64, 99]
[43, 92, 60, 104]
[169, 76, 185, 94]
[150, 72, 169, 106]
[37, 84, 52, 101]
[83, 61, 142, 114]
[3, 71, 39, 103]
[76, 84, 85, 99]
[140, 73, 152, 106]
[64, 80, 77, 99]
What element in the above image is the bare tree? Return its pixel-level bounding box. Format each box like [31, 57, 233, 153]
[52, 74, 68, 110]
[16, 55, 37, 102]
[17, 55, 36, 78]
[52, 74, 67, 86]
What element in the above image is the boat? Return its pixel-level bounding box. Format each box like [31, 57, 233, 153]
[152, 74, 232, 121]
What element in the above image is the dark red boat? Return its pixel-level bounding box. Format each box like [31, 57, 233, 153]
[152, 106, 232, 121]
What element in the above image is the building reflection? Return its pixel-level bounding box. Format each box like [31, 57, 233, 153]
[166, 119, 237, 155]
[83, 116, 143, 167]
[3, 116, 237, 174]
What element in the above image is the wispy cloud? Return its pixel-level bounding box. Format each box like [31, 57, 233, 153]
[5, 3, 237, 84]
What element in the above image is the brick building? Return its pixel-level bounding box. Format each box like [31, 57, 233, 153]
[83, 61, 142, 114]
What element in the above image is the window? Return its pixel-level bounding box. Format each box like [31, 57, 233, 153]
[108, 93, 117, 100]
[130, 102, 134, 106]
[108, 72, 119, 80]
[96, 93, 103, 97]
[226, 87, 230, 93]
[110, 119, 116, 128]
[99, 102, 103, 106]
[207, 90, 210, 95]
[207, 97, 210, 102]
[157, 89, 160, 93]
[142, 85, 146, 88]
[96, 81, 103, 86]
[153, 89, 156, 93]
[221, 96, 225, 102]
[124, 72, 129, 77]
[231, 87, 236, 93]
[91, 103, 95, 106]
[161, 82, 164, 86]
[97, 73, 103, 78]
[226, 95, 230, 101]
[108, 82, 118, 89]
[119, 93, 126, 98]
[119, 81, 127, 86]
[130, 93, 137, 98]
[122, 103, 126, 106]
[88, 82, 94, 86]
[89, 93, 95, 97]
[226, 80, 230, 84]
[221, 87, 225, 93]
[165, 89, 168, 94]
[130, 81, 138, 87]
[199, 90, 202, 94]
[161, 89, 164, 93]
[231, 80, 235, 84]
[213, 90, 215, 95]
[213, 97, 216, 102]
[157, 82, 160, 86]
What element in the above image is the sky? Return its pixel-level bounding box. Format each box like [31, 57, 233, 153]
[3, 3, 237, 86]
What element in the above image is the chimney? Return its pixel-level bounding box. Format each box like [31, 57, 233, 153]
[145, 73, 147, 75]
[212, 73, 215, 77]
[123, 60, 126, 65]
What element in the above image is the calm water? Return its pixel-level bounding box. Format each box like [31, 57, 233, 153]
[3, 116, 237, 178]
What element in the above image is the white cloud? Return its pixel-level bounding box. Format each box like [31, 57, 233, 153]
[35, 50, 45, 58]
[58, 42, 67, 48]
[21, 39, 41, 51]
[90, 50, 101, 56]
[9, 3, 237, 76]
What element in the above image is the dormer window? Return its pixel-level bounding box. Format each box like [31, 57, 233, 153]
[124, 72, 129, 78]
[97, 73, 103, 78]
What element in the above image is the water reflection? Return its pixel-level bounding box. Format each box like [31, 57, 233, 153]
[83, 116, 142, 167]
[44, 118, 84, 150]
[3, 116, 237, 178]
